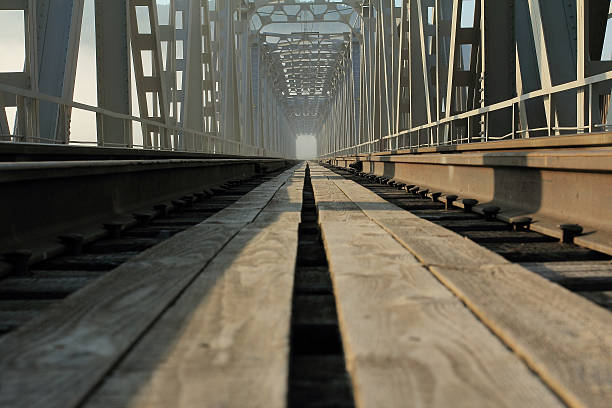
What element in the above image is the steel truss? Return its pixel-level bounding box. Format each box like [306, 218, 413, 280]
[0, 0, 299, 157]
[1, 1, 610, 159]
[319, 0, 612, 157]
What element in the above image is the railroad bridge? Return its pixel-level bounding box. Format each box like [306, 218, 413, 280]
[1, 1, 612, 407]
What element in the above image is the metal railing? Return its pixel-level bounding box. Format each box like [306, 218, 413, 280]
[0, 82, 282, 158]
[321, 70, 612, 158]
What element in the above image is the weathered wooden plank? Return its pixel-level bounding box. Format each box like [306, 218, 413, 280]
[84, 168, 305, 408]
[429, 264, 612, 408]
[319, 164, 612, 408]
[309, 169, 369, 224]
[0, 165, 300, 408]
[0, 277, 97, 297]
[309, 164, 562, 408]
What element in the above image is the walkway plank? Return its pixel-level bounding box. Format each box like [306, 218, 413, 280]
[309, 164, 562, 408]
[84, 170, 305, 407]
[321, 164, 612, 408]
[309, 167, 369, 223]
[0, 165, 301, 408]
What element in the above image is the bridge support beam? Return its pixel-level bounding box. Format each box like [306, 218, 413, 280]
[94, 0, 132, 147]
[36, 0, 84, 143]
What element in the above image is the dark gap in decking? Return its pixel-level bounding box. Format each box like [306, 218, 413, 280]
[288, 164, 355, 408]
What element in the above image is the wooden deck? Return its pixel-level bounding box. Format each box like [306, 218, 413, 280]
[1, 162, 611, 408]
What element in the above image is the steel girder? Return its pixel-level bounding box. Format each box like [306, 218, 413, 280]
[251, 0, 360, 149]
[319, 0, 612, 158]
[4, 0, 610, 160]
[0, 0, 83, 143]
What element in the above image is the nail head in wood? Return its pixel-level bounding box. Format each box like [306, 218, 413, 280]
[4, 250, 32, 275]
[59, 233, 85, 255]
[509, 216, 532, 231]
[559, 224, 583, 243]
[133, 212, 152, 225]
[417, 189, 429, 199]
[482, 205, 501, 221]
[154, 204, 168, 216]
[445, 194, 458, 209]
[103, 222, 124, 238]
[462, 198, 478, 212]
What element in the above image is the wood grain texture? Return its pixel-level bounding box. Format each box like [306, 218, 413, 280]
[83, 168, 305, 408]
[0, 165, 301, 408]
[309, 169, 369, 224]
[431, 263, 612, 408]
[309, 164, 562, 408]
[315, 164, 612, 408]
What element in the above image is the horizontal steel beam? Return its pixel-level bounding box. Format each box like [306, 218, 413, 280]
[0, 143, 287, 162]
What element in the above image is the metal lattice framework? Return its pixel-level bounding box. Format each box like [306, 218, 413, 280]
[1, 1, 611, 159]
[318, 0, 612, 157]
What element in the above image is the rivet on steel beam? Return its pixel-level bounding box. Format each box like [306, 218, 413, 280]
[59, 233, 85, 255]
[181, 196, 195, 206]
[133, 212, 152, 225]
[387, 179, 396, 186]
[559, 224, 583, 244]
[462, 198, 478, 212]
[431, 192, 442, 202]
[509, 216, 532, 231]
[395, 182, 406, 190]
[154, 204, 168, 217]
[104, 222, 123, 239]
[445, 194, 458, 210]
[482, 205, 501, 221]
[408, 186, 420, 195]
[172, 199, 186, 210]
[417, 189, 429, 199]
[4, 250, 32, 275]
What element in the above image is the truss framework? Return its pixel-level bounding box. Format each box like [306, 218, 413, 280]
[319, 0, 612, 157]
[1, 1, 611, 159]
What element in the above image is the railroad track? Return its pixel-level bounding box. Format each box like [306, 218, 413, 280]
[1, 161, 611, 408]
[0, 167, 291, 335]
[325, 164, 612, 311]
